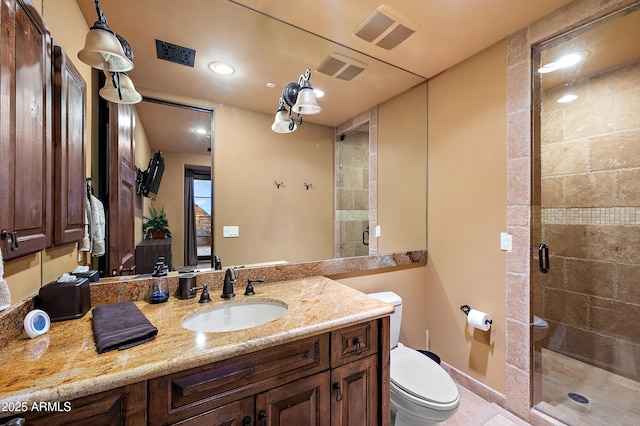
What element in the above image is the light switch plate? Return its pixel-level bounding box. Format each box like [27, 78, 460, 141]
[223, 226, 239, 238]
[500, 232, 512, 251]
[375, 225, 381, 237]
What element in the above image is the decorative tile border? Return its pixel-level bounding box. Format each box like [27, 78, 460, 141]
[542, 207, 640, 225]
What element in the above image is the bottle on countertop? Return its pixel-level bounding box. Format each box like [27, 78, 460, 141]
[149, 256, 169, 303]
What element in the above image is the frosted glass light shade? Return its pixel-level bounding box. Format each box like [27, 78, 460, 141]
[292, 87, 322, 115]
[271, 110, 296, 133]
[100, 72, 142, 104]
[78, 27, 133, 72]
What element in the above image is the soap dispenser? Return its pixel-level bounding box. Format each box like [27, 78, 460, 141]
[150, 256, 169, 303]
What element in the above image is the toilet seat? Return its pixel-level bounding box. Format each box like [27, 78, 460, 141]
[390, 345, 459, 411]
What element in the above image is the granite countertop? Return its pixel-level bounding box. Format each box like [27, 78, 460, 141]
[0, 276, 393, 408]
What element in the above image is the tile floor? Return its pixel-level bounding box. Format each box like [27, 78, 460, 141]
[442, 385, 530, 426]
[535, 348, 640, 426]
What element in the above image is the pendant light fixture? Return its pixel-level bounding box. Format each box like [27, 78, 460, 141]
[271, 69, 322, 133]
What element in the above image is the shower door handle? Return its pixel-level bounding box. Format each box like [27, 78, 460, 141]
[539, 243, 549, 273]
[362, 226, 369, 246]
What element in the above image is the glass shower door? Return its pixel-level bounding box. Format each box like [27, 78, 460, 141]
[532, 6, 640, 425]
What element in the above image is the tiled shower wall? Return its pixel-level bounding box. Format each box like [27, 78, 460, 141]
[336, 128, 370, 257]
[335, 108, 378, 258]
[539, 60, 640, 380]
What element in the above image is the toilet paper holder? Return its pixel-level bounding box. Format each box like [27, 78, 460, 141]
[460, 305, 492, 326]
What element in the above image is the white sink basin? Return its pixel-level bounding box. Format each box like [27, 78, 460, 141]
[181, 300, 288, 332]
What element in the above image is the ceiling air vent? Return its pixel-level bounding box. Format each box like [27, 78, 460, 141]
[155, 39, 196, 67]
[353, 5, 418, 50]
[317, 53, 367, 81]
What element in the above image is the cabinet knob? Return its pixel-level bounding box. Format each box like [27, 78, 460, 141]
[258, 410, 268, 423]
[241, 416, 252, 426]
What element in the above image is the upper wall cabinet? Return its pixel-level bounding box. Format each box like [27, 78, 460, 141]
[0, 0, 53, 260]
[53, 44, 86, 245]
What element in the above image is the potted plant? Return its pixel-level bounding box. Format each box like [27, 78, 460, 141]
[143, 206, 172, 239]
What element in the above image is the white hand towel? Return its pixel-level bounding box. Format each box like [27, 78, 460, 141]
[89, 194, 106, 257]
[0, 248, 11, 311]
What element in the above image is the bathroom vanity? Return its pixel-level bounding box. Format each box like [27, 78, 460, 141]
[0, 276, 393, 425]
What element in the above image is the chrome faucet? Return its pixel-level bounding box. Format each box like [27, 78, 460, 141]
[221, 268, 236, 299]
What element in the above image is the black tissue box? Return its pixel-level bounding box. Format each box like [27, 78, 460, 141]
[73, 269, 100, 283]
[39, 277, 91, 322]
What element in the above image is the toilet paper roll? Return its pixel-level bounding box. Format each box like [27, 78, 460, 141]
[467, 309, 492, 331]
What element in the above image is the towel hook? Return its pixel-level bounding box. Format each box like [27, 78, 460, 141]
[274, 181, 284, 189]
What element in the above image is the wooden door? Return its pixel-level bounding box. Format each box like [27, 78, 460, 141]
[107, 103, 136, 275]
[0, 0, 52, 260]
[256, 372, 330, 426]
[331, 356, 379, 426]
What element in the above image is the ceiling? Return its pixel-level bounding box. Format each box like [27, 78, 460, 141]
[76, 0, 575, 153]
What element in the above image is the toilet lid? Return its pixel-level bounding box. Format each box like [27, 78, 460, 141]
[390, 346, 458, 405]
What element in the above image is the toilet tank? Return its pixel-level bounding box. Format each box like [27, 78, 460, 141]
[369, 291, 402, 349]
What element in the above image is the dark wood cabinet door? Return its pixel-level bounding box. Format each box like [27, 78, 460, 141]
[0, 0, 52, 260]
[21, 382, 147, 426]
[331, 355, 379, 426]
[53, 43, 86, 245]
[256, 372, 330, 426]
[108, 103, 136, 275]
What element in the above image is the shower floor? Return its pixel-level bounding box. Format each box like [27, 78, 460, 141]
[536, 348, 640, 425]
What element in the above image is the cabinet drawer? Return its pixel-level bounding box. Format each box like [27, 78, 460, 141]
[148, 333, 329, 424]
[331, 319, 379, 368]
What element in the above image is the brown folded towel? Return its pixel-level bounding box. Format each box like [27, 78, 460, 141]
[92, 302, 158, 353]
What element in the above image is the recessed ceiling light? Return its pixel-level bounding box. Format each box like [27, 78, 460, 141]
[557, 93, 579, 103]
[538, 51, 589, 74]
[266, 82, 276, 88]
[208, 61, 235, 75]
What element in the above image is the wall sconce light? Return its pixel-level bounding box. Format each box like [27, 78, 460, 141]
[77, 0, 132, 72]
[78, 0, 141, 104]
[271, 69, 322, 133]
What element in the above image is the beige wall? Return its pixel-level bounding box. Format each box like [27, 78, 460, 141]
[212, 105, 335, 266]
[425, 41, 507, 392]
[378, 83, 428, 253]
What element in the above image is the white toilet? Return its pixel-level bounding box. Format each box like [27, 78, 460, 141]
[370, 292, 460, 426]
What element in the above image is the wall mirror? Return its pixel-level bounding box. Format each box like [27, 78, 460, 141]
[73, 0, 427, 273]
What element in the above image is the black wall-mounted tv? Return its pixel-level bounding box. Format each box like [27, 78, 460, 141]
[139, 151, 165, 200]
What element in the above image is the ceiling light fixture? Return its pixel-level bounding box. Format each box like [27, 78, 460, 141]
[557, 93, 579, 103]
[209, 62, 235, 75]
[271, 69, 322, 133]
[78, 0, 141, 104]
